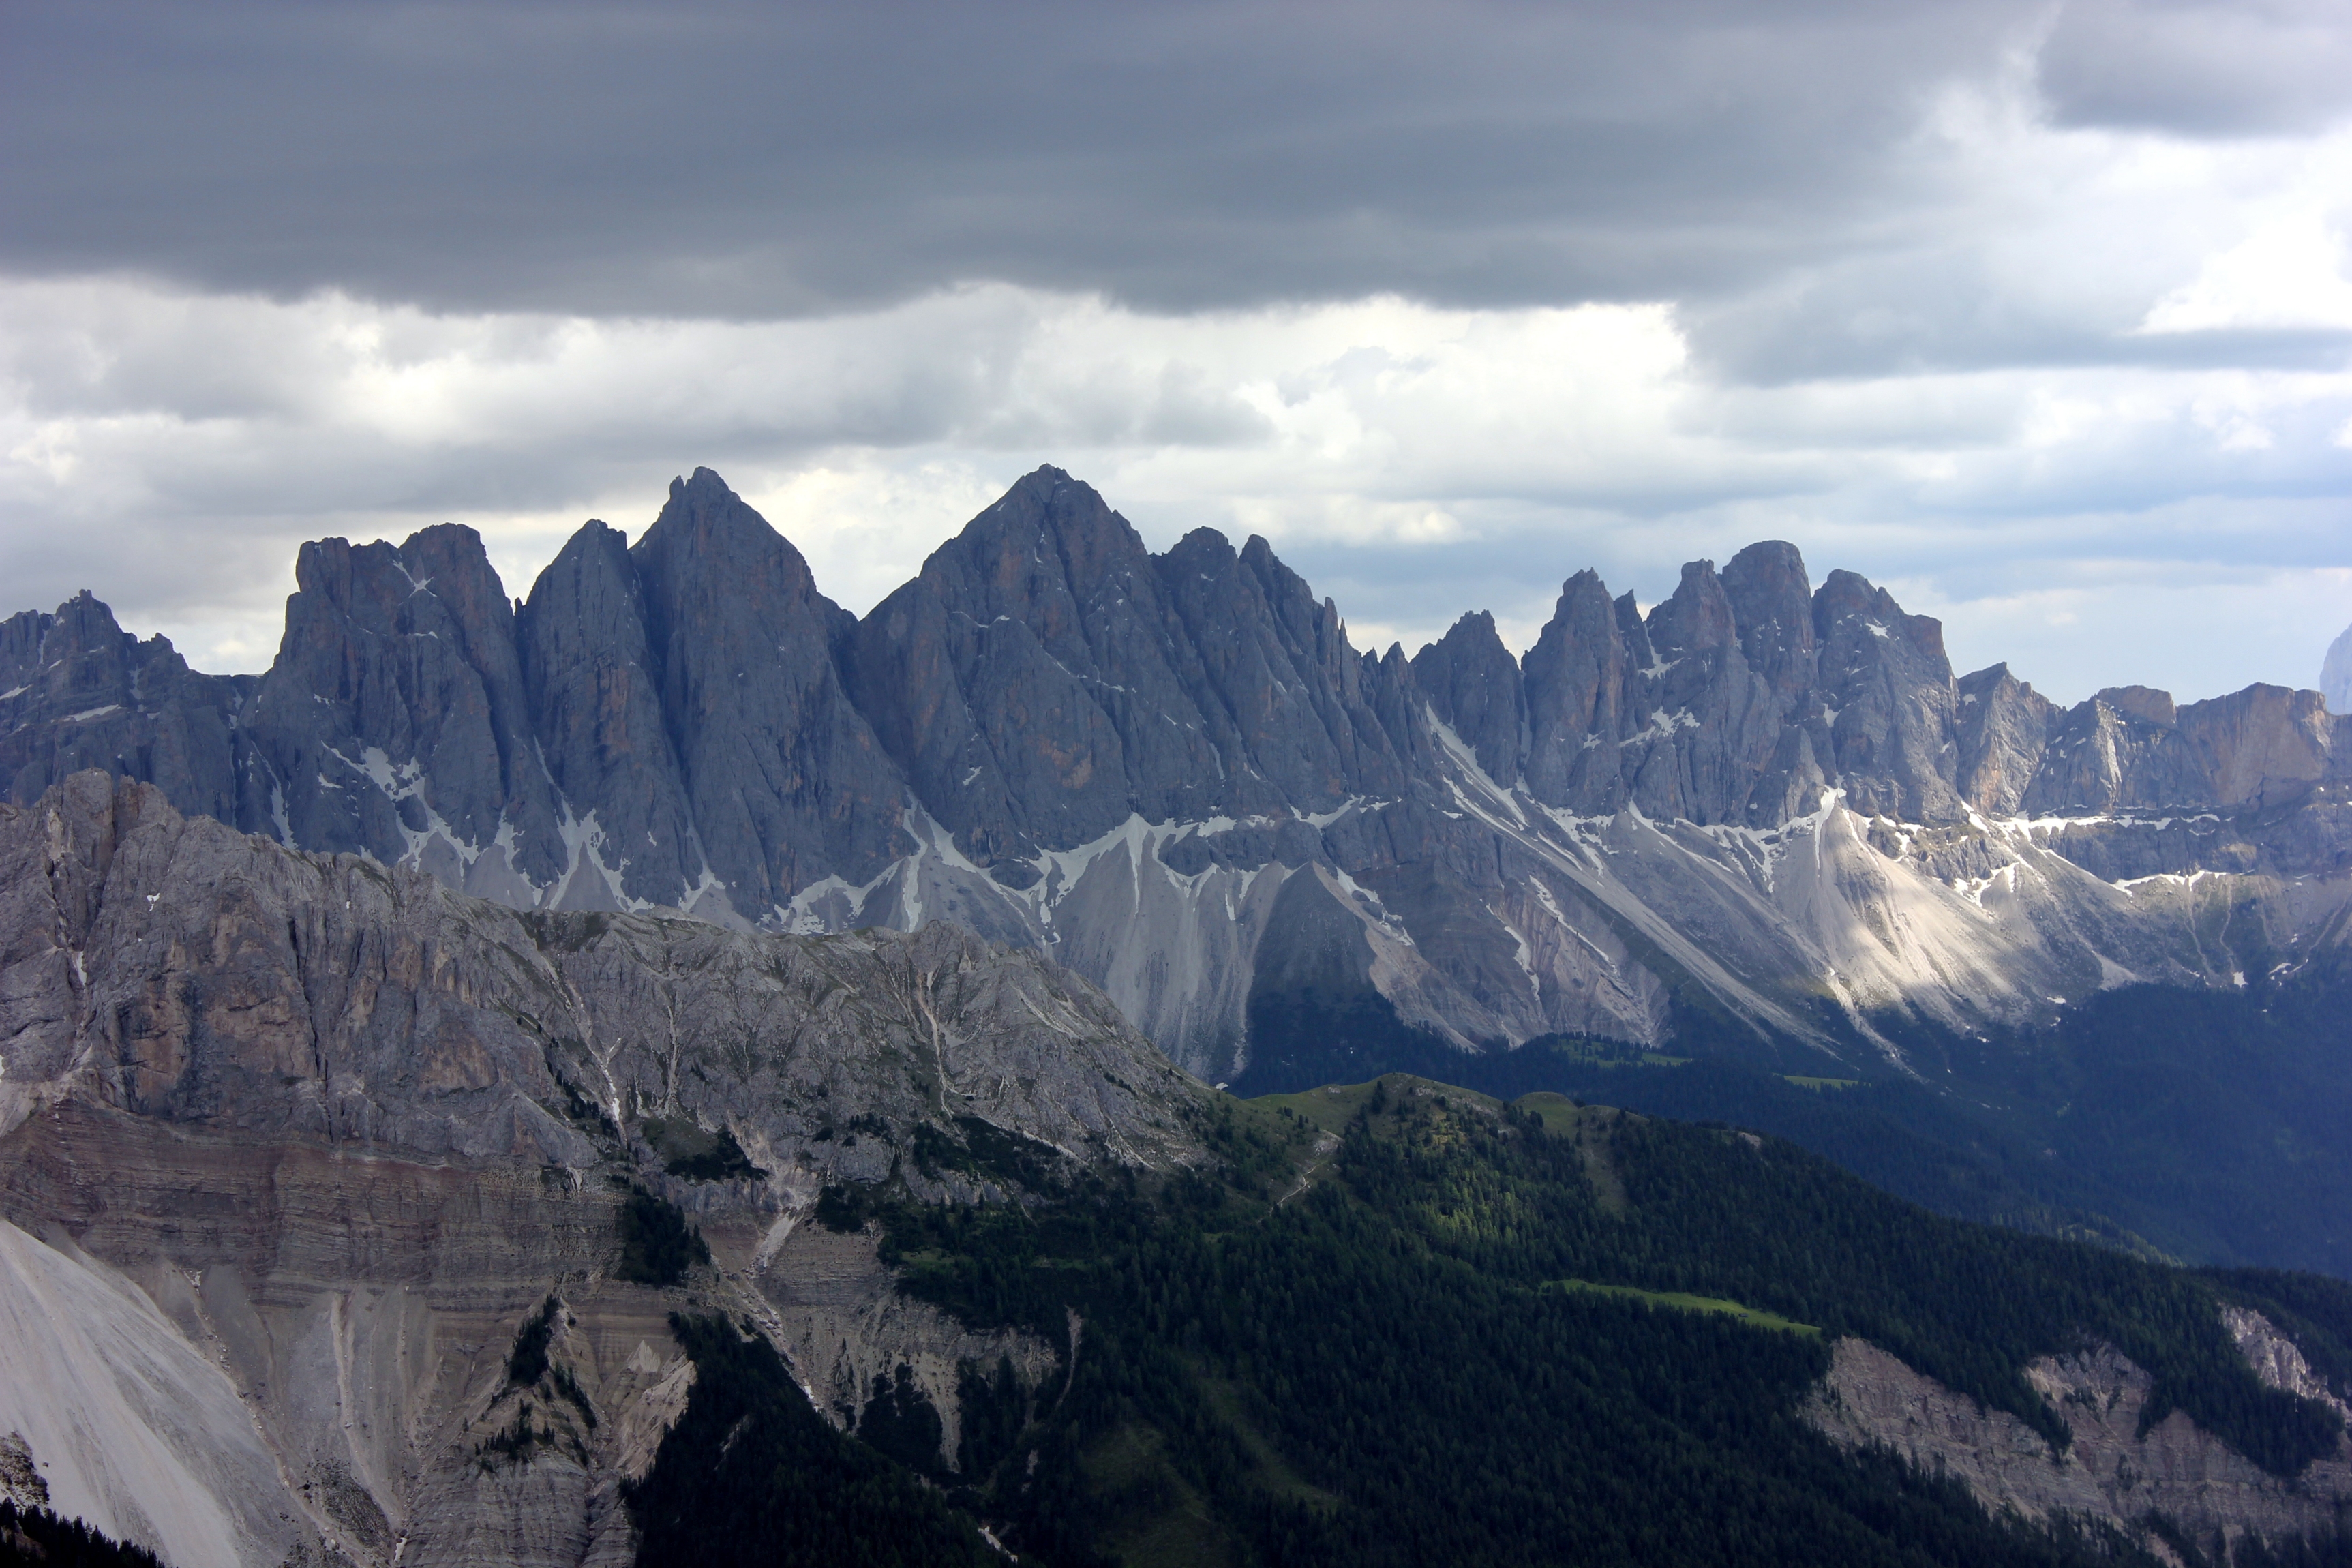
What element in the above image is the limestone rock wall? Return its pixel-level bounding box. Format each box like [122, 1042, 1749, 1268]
[1804, 1329, 2352, 1554]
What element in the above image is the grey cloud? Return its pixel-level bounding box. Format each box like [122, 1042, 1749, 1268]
[1689, 262, 2352, 387]
[2038, 0, 2352, 136]
[4, 0, 2035, 325]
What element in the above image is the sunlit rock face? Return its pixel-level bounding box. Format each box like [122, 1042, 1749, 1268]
[5, 465, 2351, 1084]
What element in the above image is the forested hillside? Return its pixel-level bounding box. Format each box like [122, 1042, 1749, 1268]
[1239, 957, 2352, 1278]
[629, 1078, 2352, 1568]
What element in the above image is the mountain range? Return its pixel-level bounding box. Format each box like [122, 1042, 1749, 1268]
[5, 466, 2347, 1094]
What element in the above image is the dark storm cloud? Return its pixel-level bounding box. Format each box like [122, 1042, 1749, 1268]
[2038, 0, 2352, 136]
[3, 0, 2038, 322]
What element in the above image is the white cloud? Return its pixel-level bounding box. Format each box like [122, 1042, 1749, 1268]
[1, 269, 2348, 702]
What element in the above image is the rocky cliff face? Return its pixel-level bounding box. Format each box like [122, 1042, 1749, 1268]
[847, 469, 1415, 872]
[2323, 623, 2352, 717]
[1805, 1323, 2352, 1558]
[0, 772, 1214, 1567]
[6, 466, 2351, 1085]
[627, 469, 909, 920]
[0, 772, 1208, 1183]
[0, 591, 251, 825]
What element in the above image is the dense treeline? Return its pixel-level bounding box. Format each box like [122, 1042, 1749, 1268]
[856, 1087, 2333, 1564]
[0, 1503, 166, 1568]
[1345, 1101, 2341, 1468]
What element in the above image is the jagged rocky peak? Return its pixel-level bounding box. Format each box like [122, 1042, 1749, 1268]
[516, 517, 701, 909]
[0, 590, 247, 823]
[1411, 610, 1526, 784]
[848, 464, 1410, 870]
[1719, 540, 1818, 722]
[1512, 553, 1814, 826]
[243, 519, 572, 889]
[1520, 568, 1628, 812]
[1482, 544, 1987, 828]
[1955, 663, 2057, 817]
[1810, 567, 1965, 824]
[849, 464, 1205, 866]
[1644, 558, 1742, 661]
[1, 589, 140, 706]
[629, 467, 908, 916]
[1622, 560, 1786, 826]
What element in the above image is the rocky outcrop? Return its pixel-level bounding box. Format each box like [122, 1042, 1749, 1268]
[2223, 1307, 2352, 1426]
[629, 469, 909, 918]
[0, 772, 1218, 1567]
[1955, 663, 2055, 817]
[1805, 1328, 2352, 1554]
[2324, 624, 2352, 717]
[756, 1222, 1061, 1473]
[0, 592, 250, 824]
[0, 1430, 44, 1511]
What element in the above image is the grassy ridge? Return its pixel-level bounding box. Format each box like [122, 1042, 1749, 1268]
[1541, 1278, 1821, 1335]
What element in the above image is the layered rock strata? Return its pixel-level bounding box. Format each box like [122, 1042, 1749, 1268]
[0, 773, 1213, 1567]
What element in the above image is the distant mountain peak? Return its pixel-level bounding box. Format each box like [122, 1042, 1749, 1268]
[2325, 620, 2352, 715]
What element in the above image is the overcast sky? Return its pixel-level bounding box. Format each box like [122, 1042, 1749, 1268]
[5, 0, 2351, 704]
